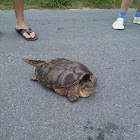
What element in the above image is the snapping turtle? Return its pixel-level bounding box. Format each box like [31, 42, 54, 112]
[23, 58, 97, 102]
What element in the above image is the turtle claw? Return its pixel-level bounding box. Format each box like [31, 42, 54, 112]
[67, 93, 79, 102]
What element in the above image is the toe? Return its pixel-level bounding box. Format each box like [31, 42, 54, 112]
[23, 32, 32, 39]
[30, 32, 36, 38]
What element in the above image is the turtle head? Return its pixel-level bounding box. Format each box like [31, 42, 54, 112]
[79, 75, 97, 97]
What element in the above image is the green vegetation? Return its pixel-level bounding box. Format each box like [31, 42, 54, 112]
[0, 0, 138, 10]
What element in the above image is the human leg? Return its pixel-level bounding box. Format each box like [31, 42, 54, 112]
[133, 0, 140, 24]
[120, 0, 133, 13]
[112, 0, 133, 30]
[137, 0, 140, 11]
[12, 0, 36, 39]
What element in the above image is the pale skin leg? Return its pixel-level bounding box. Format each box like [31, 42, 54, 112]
[120, 0, 133, 13]
[120, 0, 140, 13]
[12, 0, 35, 39]
[137, 0, 140, 11]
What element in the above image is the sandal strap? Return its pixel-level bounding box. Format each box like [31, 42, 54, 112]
[17, 29, 31, 35]
[28, 28, 32, 33]
[16, 28, 38, 41]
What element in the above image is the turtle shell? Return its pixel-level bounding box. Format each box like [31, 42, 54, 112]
[35, 58, 93, 88]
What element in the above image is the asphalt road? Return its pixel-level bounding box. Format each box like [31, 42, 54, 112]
[0, 9, 140, 140]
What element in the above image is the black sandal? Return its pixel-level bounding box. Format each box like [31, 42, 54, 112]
[16, 28, 38, 41]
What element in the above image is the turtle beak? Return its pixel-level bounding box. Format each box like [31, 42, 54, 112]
[79, 90, 92, 98]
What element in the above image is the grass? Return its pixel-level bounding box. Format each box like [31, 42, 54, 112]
[0, 0, 138, 10]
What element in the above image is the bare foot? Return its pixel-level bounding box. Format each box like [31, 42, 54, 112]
[16, 23, 36, 39]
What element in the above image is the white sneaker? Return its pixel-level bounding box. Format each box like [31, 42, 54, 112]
[133, 17, 140, 24]
[112, 18, 124, 30]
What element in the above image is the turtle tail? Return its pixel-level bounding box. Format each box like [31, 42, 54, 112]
[23, 59, 45, 66]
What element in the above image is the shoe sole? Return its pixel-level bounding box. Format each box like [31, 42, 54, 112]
[133, 22, 140, 24]
[112, 25, 124, 30]
[133, 20, 140, 24]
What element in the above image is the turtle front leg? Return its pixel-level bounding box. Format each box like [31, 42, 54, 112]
[67, 91, 80, 102]
[66, 86, 80, 102]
